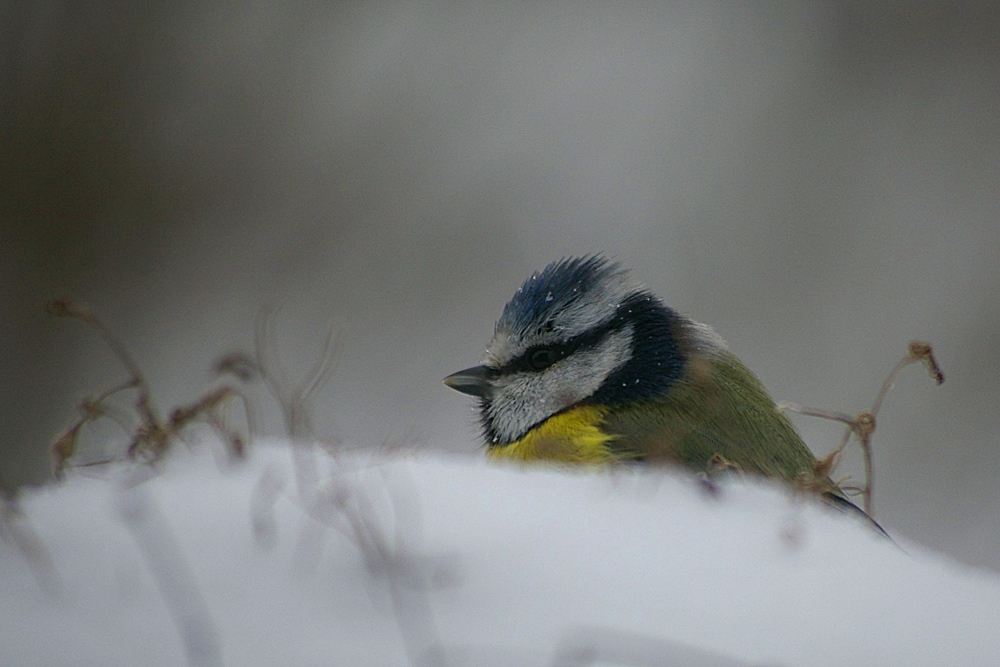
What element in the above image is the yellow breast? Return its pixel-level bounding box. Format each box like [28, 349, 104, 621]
[486, 405, 621, 464]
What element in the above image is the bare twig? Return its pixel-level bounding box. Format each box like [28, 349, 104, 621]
[254, 307, 295, 433]
[47, 299, 160, 429]
[246, 312, 446, 666]
[781, 340, 944, 517]
[49, 298, 443, 665]
[47, 299, 250, 473]
[252, 308, 340, 440]
[294, 324, 341, 422]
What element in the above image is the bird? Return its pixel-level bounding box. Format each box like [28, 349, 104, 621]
[443, 255, 885, 532]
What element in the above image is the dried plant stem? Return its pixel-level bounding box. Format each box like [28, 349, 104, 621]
[247, 311, 444, 665]
[253, 308, 343, 509]
[47, 299, 248, 472]
[254, 308, 340, 439]
[781, 340, 944, 517]
[47, 300, 161, 427]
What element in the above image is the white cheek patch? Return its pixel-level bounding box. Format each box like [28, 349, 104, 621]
[485, 326, 634, 443]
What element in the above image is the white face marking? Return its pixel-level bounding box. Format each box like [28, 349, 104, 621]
[483, 326, 634, 443]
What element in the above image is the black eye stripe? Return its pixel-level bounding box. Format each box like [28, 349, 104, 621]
[501, 313, 625, 375]
[527, 346, 565, 371]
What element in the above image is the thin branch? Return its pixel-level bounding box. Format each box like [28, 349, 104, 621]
[780, 340, 944, 517]
[47, 300, 161, 428]
[871, 340, 945, 416]
[777, 401, 855, 427]
[255, 307, 295, 433]
[48, 299, 252, 470]
[294, 324, 341, 412]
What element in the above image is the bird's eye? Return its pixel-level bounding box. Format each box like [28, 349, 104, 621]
[528, 347, 559, 371]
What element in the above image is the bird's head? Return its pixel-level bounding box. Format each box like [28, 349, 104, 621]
[444, 256, 725, 446]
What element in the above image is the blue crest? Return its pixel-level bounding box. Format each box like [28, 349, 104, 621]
[496, 255, 622, 337]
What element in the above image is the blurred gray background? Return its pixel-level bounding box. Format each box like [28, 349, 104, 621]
[3, 3, 998, 570]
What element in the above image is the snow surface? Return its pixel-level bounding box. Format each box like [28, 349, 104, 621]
[2, 438, 999, 667]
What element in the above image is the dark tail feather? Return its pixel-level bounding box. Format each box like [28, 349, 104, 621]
[821, 492, 892, 540]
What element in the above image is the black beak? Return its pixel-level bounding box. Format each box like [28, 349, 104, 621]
[443, 365, 494, 398]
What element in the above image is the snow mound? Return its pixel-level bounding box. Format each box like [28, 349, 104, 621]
[2, 439, 998, 666]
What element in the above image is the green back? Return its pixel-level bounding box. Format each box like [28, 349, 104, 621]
[604, 350, 817, 482]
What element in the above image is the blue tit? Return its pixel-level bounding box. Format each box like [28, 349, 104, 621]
[444, 255, 885, 531]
